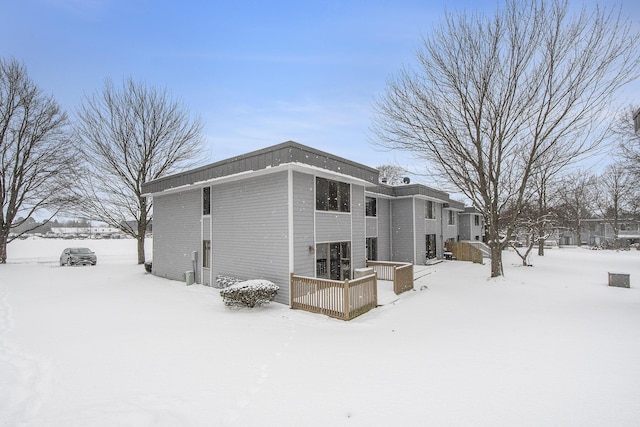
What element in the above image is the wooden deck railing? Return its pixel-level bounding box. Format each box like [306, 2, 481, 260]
[445, 241, 483, 264]
[366, 261, 414, 295]
[290, 273, 378, 321]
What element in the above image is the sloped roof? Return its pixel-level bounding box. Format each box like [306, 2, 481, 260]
[142, 141, 380, 195]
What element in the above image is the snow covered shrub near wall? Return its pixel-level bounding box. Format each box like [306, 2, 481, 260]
[219, 280, 279, 308]
[215, 275, 241, 288]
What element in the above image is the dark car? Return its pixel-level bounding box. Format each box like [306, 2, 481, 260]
[59, 247, 97, 266]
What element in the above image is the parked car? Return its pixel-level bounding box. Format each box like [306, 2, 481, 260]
[59, 247, 97, 266]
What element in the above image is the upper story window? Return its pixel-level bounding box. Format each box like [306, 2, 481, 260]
[316, 177, 350, 212]
[474, 215, 480, 226]
[448, 210, 455, 225]
[620, 222, 639, 231]
[203, 187, 211, 216]
[425, 200, 435, 219]
[366, 197, 377, 217]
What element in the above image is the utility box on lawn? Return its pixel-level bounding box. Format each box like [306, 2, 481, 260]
[608, 272, 630, 288]
[185, 270, 195, 286]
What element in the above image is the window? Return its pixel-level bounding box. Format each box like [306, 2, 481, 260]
[366, 197, 377, 217]
[474, 215, 480, 226]
[203, 187, 211, 216]
[426, 234, 436, 259]
[620, 222, 639, 231]
[366, 237, 377, 261]
[316, 241, 351, 280]
[425, 201, 435, 219]
[203, 240, 211, 268]
[316, 177, 350, 212]
[448, 210, 455, 225]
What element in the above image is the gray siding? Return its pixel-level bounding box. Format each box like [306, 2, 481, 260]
[444, 210, 459, 242]
[202, 201, 212, 287]
[470, 215, 484, 241]
[292, 171, 315, 278]
[152, 190, 201, 283]
[351, 185, 366, 271]
[377, 198, 391, 261]
[211, 171, 290, 304]
[391, 198, 414, 263]
[459, 214, 471, 241]
[426, 202, 442, 259]
[414, 199, 426, 264]
[316, 212, 351, 243]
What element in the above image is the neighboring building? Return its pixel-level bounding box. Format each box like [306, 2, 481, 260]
[141, 141, 467, 304]
[50, 226, 121, 237]
[366, 183, 464, 264]
[578, 218, 640, 247]
[634, 108, 640, 136]
[549, 218, 640, 247]
[459, 206, 485, 242]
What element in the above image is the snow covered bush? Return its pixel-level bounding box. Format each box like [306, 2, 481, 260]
[219, 280, 279, 308]
[216, 275, 241, 288]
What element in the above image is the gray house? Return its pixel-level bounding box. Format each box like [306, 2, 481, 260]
[459, 206, 485, 242]
[141, 141, 464, 304]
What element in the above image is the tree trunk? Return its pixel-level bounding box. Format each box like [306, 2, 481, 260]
[576, 222, 582, 247]
[137, 233, 145, 265]
[136, 196, 148, 264]
[0, 228, 8, 264]
[538, 238, 545, 256]
[490, 243, 503, 277]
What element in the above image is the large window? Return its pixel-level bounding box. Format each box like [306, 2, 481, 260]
[474, 215, 480, 226]
[366, 237, 377, 261]
[316, 177, 350, 212]
[366, 197, 377, 217]
[426, 234, 436, 259]
[425, 201, 435, 219]
[203, 187, 211, 216]
[316, 241, 351, 280]
[448, 210, 455, 225]
[203, 240, 211, 268]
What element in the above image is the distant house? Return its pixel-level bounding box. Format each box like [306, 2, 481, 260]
[578, 218, 640, 247]
[634, 108, 640, 136]
[141, 141, 467, 304]
[550, 218, 640, 247]
[50, 226, 121, 238]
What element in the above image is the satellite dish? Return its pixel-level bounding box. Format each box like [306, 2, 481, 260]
[402, 177, 411, 184]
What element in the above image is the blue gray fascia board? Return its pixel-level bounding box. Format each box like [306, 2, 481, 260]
[141, 140, 380, 195]
[367, 183, 452, 203]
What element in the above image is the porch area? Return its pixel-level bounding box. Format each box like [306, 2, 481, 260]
[290, 262, 414, 321]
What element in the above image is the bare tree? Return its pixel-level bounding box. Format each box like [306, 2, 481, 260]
[594, 162, 636, 249]
[74, 77, 205, 264]
[615, 105, 640, 181]
[556, 170, 596, 247]
[377, 164, 406, 185]
[372, 0, 640, 277]
[510, 204, 556, 266]
[0, 58, 78, 263]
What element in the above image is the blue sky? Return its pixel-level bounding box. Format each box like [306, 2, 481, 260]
[2, 0, 638, 189]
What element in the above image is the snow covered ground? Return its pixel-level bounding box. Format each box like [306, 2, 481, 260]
[1, 238, 640, 426]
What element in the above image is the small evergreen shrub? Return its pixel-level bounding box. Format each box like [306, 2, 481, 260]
[220, 280, 279, 308]
[216, 275, 241, 288]
[144, 261, 152, 273]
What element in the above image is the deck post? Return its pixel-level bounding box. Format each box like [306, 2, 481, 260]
[343, 278, 350, 320]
